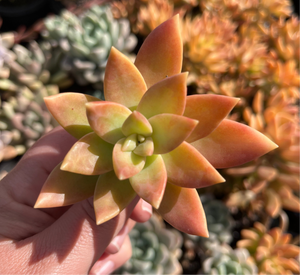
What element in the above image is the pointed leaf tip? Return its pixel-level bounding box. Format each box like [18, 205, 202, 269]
[135, 15, 182, 88]
[191, 119, 278, 169]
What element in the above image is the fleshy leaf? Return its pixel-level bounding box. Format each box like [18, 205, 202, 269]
[136, 73, 187, 118]
[34, 162, 98, 208]
[133, 137, 154, 157]
[134, 15, 182, 88]
[129, 154, 167, 209]
[44, 93, 100, 139]
[60, 133, 114, 175]
[157, 182, 208, 236]
[149, 114, 198, 154]
[94, 171, 136, 225]
[122, 111, 153, 136]
[184, 94, 239, 142]
[104, 47, 147, 109]
[86, 101, 131, 144]
[162, 141, 225, 188]
[113, 138, 146, 180]
[122, 134, 137, 152]
[191, 119, 278, 168]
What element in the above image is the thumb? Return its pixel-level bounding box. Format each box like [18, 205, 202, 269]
[17, 195, 139, 274]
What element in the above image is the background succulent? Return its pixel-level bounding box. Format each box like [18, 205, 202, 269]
[200, 245, 257, 275]
[0, 33, 60, 162]
[116, 214, 183, 275]
[42, 4, 137, 89]
[237, 222, 300, 274]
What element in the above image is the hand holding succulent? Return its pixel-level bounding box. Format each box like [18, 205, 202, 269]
[35, 15, 277, 236]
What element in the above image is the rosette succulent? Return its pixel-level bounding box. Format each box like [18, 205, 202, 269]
[201, 245, 257, 275]
[42, 4, 137, 88]
[116, 214, 183, 274]
[34, 16, 277, 235]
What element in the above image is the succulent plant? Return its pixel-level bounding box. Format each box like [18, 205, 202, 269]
[42, 4, 137, 89]
[0, 33, 61, 162]
[237, 222, 300, 274]
[34, 16, 277, 236]
[201, 245, 258, 275]
[116, 214, 183, 274]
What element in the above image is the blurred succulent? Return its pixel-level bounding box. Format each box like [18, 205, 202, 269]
[116, 214, 183, 274]
[0, 33, 61, 162]
[34, 16, 277, 236]
[42, 4, 137, 89]
[181, 11, 237, 83]
[200, 245, 257, 275]
[237, 222, 300, 274]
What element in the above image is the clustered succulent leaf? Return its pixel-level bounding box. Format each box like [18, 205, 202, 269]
[201, 245, 258, 275]
[34, 16, 277, 236]
[116, 214, 183, 274]
[237, 222, 300, 274]
[42, 4, 137, 89]
[0, 33, 60, 162]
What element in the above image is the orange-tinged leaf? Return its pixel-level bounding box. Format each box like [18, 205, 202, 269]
[136, 73, 187, 118]
[122, 111, 152, 137]
[134, 15, 182, 88]
[265, 189, 281, 218]
[86, 101, 131, 144]
[44, 93, 100, 139]
[60, 133, 114, 175]
[191, 119, 278, 168]
[241, 229, 259, 241]
[281, 196, 300, 212]
[104, 47, 147, 109]
[162, 142, 225, 188]
[113, 138, 146, 180]
[184, 94, 239, 142]
[157, 182, 208, 236]
[34, 162, 98, 208]
[149, 114, 198, 154]
[273, 244, 300, 258]
[129, 155, 167, 209]
[275, 258, 300, 273]
[94, 171, 137, 225]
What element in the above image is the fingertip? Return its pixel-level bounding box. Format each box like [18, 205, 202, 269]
[130, 199, 152, 223]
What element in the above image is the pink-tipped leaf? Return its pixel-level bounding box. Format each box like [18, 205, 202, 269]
[184, 94, 239, 142]
[61, 133, 114, 175]
[134, 15, 182, 88]
[136, 73, 187, 118]
[191, 119, 278, 168]
[94, 171, 137, 225]
[44, 93, 100, 139]
[162, 141, 225, 188]
[129, 154, 167, 209]
[157, 182, 208, 236]
[34, 162, 98, 208]
[149, 114, 198, 154]
[86, 101, 131, 144]
[104, 47, 147, 109]
[113, 138, 146, 180]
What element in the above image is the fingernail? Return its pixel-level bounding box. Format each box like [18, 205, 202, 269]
[142, 200, 152, 215]
[110, 225, 129, 254]
[95, 260, 115, 275]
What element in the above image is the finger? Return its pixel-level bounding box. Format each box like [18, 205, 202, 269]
[105, 219, 136, 254]
[89, 236, 132, 275]
[14, 196, 139, 274]
[130, 198, 152, 223]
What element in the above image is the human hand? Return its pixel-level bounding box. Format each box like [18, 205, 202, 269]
[0, 127, 152, 274]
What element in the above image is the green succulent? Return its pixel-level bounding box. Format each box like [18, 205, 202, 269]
[42, 4, 137, 89]
[116, 214, 183, 275]
[0, 34, 60, 162]
[201, 245, 257, 275]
